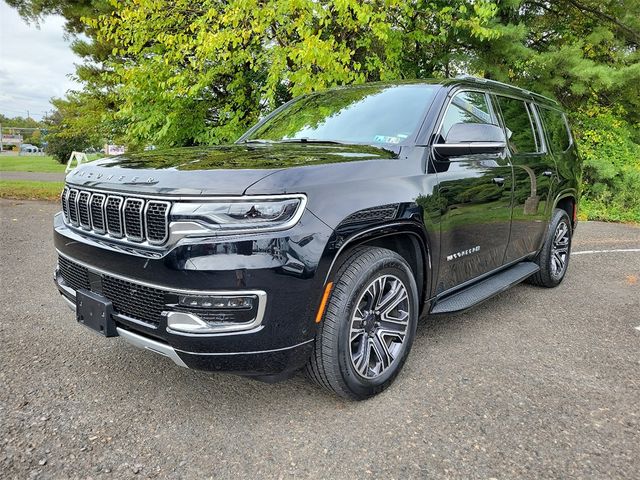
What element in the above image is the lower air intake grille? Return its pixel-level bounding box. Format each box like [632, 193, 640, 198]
[102, 275, 166, 326]
[58, 255, 90, 291]
[57, 255, 166, 326]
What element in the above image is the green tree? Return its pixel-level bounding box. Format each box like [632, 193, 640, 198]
[44, 93, 104, 162]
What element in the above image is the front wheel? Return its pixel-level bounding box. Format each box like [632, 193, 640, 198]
[527, 208, 573, 288]
[305, 247, 419, 400]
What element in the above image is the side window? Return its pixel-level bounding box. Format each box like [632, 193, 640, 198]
[440, 91, 493, 139]
[538, 107, 572, 153]
[495, 96, 540, 154]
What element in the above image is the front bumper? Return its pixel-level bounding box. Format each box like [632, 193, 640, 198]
[53, 209, 333, 378]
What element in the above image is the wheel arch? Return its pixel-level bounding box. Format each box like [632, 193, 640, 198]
[553, 190, 578, 228]
[322, 222, 431, 313]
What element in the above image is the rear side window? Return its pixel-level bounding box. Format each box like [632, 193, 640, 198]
[440, 91, 493, 139]
[495, 96, 540, 154]
[538, 107, 572, 153]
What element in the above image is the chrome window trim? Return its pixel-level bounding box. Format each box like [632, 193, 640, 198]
[144, 200, 171, 245]
[123, 197, 145, 242]
[104, 195, 124, 238]
[89, 193, 106, 234]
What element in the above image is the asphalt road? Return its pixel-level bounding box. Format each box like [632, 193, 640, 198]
[0, 172, 66, 182]
[1, 199, 639, 479]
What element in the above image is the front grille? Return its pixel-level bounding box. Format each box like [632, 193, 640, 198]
[58, 255, 90, 291]
[61, 187, 171, 245]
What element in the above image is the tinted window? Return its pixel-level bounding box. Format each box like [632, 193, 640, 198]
[441, 91, 493, 138]
[496, 96, 539, 154]
[538, 107, 571, 153]
[246, 85, 437, 145]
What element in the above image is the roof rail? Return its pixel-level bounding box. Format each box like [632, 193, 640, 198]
[454, 75, 559, 105]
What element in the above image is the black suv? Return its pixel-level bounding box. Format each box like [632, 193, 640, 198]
[54, 77, 581, 399]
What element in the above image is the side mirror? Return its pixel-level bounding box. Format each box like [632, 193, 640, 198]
[433, 123, 506, 157]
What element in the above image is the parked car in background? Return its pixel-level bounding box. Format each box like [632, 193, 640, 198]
[54, 77, 581, 399]
[20, 143, 39, 153]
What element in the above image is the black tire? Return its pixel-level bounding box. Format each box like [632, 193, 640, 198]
[527, 208, 573, 288]
[305, 247, 419, 400]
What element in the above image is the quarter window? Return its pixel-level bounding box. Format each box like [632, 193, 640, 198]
[495, 96, 541, 154]
[538, 107, 572, 153]
[440, 91, 493, 139]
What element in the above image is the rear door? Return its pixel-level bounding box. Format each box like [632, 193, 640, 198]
[492, 95, 557, 262]
[430, 90, 514, 294]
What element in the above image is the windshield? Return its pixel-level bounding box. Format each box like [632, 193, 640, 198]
[244, 84, 438, 146]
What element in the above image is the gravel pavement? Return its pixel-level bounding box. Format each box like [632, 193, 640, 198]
[1, 199, 639, 479]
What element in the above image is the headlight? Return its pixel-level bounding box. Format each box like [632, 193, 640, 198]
[170, 195, 306, 235]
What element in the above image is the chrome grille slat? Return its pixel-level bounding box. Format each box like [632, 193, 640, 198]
[61, 187, 70, 221]
[145, 201, 170, 244]
[60, 187, 170, 246]
[77, 191, 92, 229]
[90, 194, 106, 233]
[123, 198, 144, 242]
[67, 189, 79, 225]
[105, 196, 124, 238]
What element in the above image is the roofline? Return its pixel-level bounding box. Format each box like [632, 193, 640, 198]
[451, 75, 560, 107]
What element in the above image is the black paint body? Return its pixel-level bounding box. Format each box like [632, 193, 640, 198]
[54, 78, 581, 378]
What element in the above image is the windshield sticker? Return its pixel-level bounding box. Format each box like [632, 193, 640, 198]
[373, 135, 402, 144]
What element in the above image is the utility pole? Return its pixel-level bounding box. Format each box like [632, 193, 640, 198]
[0, 123, 3, 153]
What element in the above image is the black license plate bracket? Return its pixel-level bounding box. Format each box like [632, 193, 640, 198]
[76, 289, 117, 337]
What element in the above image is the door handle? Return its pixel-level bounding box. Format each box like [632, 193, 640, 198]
[542, 170, 554, 177]
[492, 177, 505, 186]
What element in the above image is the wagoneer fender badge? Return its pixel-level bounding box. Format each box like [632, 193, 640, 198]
[447, 246, 481, 262]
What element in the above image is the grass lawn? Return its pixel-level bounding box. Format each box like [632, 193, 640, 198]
[0, 180, 64, 201]
[0, 154, 102, 173]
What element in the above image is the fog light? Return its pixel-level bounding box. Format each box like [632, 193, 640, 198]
[178, 295, 254, 310]
[166, 291, 267, 334]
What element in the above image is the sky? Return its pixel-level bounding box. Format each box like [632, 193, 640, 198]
[0, 1, 81, 121]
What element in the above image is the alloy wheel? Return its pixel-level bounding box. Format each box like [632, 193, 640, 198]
[349, 274, 410, 379]
[550, 220, 570, 279]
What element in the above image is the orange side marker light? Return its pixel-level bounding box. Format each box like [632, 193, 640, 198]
[315, 282, 334, 323]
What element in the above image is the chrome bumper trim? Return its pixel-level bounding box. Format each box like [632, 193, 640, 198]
[116, 327, 188, 368]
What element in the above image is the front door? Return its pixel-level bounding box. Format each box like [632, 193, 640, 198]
[430, 90, 514, 294]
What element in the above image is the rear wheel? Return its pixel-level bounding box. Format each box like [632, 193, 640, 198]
[305, 247, 419, 400]
[527, 208, 572, 287]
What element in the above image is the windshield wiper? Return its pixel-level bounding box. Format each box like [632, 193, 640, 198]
[280, 138, 345, 145]
[243, 138, 277, 144]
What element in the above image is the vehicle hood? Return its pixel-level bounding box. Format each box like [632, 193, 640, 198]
[65, 143, 398, 196]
